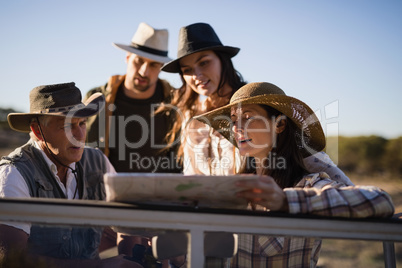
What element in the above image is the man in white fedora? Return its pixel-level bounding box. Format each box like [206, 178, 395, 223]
[84, 22, 182, 263]
[86, 22, 180, 173]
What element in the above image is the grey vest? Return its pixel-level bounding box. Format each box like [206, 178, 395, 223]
[0, 140, 107, 259]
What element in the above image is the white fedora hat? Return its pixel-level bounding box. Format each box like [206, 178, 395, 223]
[113, 22, 171, 63]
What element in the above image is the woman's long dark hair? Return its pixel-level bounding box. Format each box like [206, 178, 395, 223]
[242, 105, 309, 189]
[158, 50, 246, 161]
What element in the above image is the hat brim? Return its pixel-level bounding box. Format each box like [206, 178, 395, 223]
[113, 43, 172, 63]
[7, 93, 105, 133]
[161, 46, 240, 73]
[194, 94, 326, 157]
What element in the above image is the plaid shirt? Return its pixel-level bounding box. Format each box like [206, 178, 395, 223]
[227, 172, 395, 268]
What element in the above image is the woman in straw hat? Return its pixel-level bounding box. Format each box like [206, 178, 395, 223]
[161, 22, 352, 186]
[195, 82, 395, 267]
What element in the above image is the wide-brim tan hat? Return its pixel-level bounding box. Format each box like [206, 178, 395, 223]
[194, 82, 326, 157]
[8, 82, 105, 133]
[113, 22, 172, 63]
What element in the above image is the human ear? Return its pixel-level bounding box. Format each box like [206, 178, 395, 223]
[275, 116, 287, 134]
[125, 53, 131, 63]
[30, 123, 43, 141]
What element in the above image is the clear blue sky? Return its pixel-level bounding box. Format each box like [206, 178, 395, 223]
[1, 0, 401, 138]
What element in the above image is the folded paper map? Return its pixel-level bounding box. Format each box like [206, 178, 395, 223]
[104, 173, 257, 209]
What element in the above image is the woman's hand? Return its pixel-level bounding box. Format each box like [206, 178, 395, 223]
[235, 175, 289, 212]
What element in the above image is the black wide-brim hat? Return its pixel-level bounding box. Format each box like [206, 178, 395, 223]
[8, 82, 105, 133]
[194, 82, 326, 157]
[161, 22, 240, 73]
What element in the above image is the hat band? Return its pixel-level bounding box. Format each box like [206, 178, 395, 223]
[38, 103, 85, 114]
[130, 42, 168, 57]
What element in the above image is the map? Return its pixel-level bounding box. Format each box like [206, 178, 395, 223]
[104, 173, 257, 209]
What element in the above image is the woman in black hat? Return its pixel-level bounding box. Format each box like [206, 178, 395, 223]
[161, 22, 246, 176]
[161, 23, 352, 186]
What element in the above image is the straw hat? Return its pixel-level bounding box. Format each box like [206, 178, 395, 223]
[194, 82, 326, 156]
[161, 22, 240, 73]
[8, 82, 105, 133]
[113, 22, 171, 63]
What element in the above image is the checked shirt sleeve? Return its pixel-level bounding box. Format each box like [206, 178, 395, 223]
[284, 172, 395, 218]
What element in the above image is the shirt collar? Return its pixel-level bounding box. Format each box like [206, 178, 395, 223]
[33, 141, 76, 174]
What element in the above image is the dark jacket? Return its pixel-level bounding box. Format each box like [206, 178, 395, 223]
[85, 75, 182, 173]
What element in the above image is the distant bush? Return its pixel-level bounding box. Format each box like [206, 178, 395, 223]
[0, 107, 29, 150]
[0, 107, 18, 123]
[383, 137, 402, 176]
[327, 135, 402, 178]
